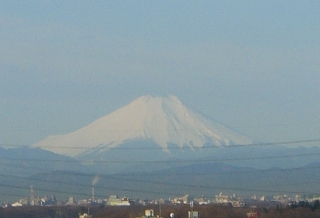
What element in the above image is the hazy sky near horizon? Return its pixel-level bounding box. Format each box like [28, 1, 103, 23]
[1, 1, 320, 146]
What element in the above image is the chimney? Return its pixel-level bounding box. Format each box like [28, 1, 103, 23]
[92, 187, 94, 203]
[30, 186, 34, 205]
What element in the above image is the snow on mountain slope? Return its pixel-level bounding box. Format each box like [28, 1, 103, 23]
[32, 95, 252, 158]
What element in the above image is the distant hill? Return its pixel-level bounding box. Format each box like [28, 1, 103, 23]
[2, 160, 318, 204]
[0, 146, 85, 176]
[1, 145, 320, 203]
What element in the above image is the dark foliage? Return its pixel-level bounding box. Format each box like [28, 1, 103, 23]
[1, 204, 320, 218]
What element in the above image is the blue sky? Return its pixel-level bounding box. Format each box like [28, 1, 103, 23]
[1, 1, 320, 146]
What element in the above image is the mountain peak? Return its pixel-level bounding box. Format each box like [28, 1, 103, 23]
[134, 95, 180, 105]
[33, 95, 252, 158]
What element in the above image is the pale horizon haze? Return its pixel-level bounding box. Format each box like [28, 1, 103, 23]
[1, 1, 320, 147]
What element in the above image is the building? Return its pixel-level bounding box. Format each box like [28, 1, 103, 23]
[195, 196, 210, 205]
[135, 209, 163, 218]
[230, 200, 245, 207]
[107, 195, 131, 206]
[66, 196, 74, 205]
[145, 209, 154, 217]
[170, 195, 191, 204]
[188, 211, 199, 218]
[215, 193, 228, 203]
[79, 213, 92, 218]
[12, 202, 23, 207]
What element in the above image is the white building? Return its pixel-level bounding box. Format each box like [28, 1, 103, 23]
[215, 193, 228, 203]
[145, 209, 154, 217]
[195, 196, 210, 205]
[136, 209, 163, 218]
[79, 213, 92, 218]
[66, 196, 74, 205]
[188, 211, 199, 218]
[107, 195, 131, 206]
[12, 202, 23, 207]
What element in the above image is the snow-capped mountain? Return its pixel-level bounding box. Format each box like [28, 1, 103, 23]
[33, 95, 252, 159]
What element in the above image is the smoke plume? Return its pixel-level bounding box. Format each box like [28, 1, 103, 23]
[92, 175, 99, 186]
